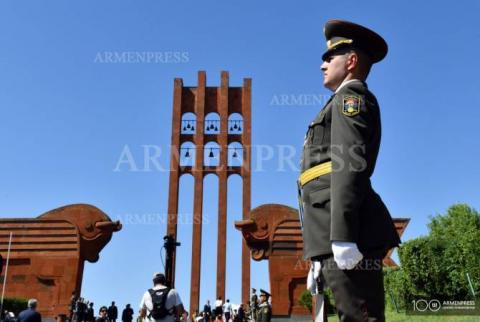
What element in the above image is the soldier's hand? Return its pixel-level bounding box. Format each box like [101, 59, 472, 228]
[332, 241, 363, 269]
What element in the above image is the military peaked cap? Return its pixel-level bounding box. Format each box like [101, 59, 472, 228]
[322, 19, 388, 63]
[260, 289, 271, 298]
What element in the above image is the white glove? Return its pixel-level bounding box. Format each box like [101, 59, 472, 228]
[307, 261, 322, 294]
[332, 241, 363, 270]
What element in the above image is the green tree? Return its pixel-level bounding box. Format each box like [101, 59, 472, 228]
[298, 290, 312, 312]
[397, 204, 480, 301]
[428, 204, 480, 297]
[298, 289, 336, 315]
[2, 298, 28, 316]
[384, 267, 409, 311]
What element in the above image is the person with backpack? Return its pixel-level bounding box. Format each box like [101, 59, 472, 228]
[139, 272, 185, 322]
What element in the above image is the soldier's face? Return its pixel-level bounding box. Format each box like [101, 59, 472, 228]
[321, 53, 349, 91]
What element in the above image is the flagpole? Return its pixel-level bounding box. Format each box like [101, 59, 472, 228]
[0, 232, 13, 315]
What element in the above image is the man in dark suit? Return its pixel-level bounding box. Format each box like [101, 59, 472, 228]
[235, 304, 244, 322]
[203, 300, 212, 322]
[299, 19, 401, 321]
[121, 304, 134, 322]
[108, 302, 118, 322]
[18, 299, 41, 322]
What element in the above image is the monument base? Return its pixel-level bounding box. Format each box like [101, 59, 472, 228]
[272, 315, 311, 322]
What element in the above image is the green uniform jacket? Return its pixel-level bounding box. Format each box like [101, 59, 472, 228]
[256, 304, 271, 322]
[300, 80, 400, 259]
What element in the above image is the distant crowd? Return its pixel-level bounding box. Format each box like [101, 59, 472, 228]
[192, 298, 245, 322]
[1, 273, 271, 322]
[68, 297, 134, 322]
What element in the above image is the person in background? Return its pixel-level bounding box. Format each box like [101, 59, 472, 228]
[214, 298, 222, 318]
[108, 302, 118, 322]
[96, 306, 108, 322]
[18, 299, 41, 322]
[256, 290, 271, 322]
[191, 310, 198, 322]
[181, 311, 189, 322]
[136, 308, 146, 322]
[222, 300, 232, 322]
[122, 304, 134, 322]
[4, 311, 15, 322]
[69, 292, 77, 322]
[249, 289, 257, 322]
[202, 301, 211, 322]
[86, 303, 95, 322]
[76, 298, 85, 322]
[235, 305, 244, 322]
[139, 272, 185, 322]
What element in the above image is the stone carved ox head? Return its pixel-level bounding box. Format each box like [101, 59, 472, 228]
[39, 204, 122, 262]
[235, 204, 300, 261]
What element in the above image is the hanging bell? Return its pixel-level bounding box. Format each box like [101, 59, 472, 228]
[191, 125, 195, 131]
[238, 125, 242, 131]
[229, 126, 234, 131]
[183, 126, 187, 131]
[214, 126, 218, 131]
[209, 149, 214, 158]
[186, 122, 191, 129]
[232, 149, 238, 158]
[185, 149, 190, 158]
[233, 122, 238, 130]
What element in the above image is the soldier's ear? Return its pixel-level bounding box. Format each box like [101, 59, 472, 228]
[346, 52, 359, 72]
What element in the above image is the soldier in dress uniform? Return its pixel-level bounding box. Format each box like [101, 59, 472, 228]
[255, 290, 271, 322]
[298, 20, 401, 321]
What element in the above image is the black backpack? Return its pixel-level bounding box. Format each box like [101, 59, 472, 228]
[148, 288, 172, 319]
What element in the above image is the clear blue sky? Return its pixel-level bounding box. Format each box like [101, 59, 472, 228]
[1, 0, 479, 315]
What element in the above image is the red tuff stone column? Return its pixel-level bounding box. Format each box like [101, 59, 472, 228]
[216, 71, 229, 300]
[190, 71, 206, 314]
[241, 78, 252, 305]
[166, 78, 183, 287]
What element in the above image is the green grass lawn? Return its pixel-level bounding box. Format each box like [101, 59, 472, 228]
[385, 310, 480, 322]
[324, 309, 480, 321]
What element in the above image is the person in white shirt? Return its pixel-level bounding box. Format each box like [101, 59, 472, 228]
[214, 298, 222, 317]
[140, 273, 185, 322]
[222, 300, 232, 322]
